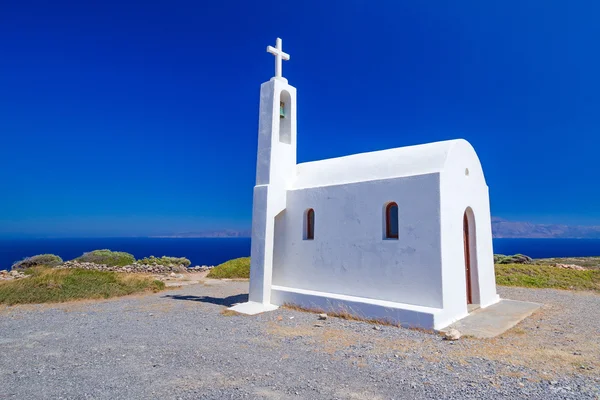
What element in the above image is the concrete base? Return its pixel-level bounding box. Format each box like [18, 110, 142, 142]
[442, 299, 541, 338]
[271, 285, 446, 329]
[228, 301, 279, 315]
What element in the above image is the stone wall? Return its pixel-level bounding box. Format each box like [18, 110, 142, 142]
[0, 270, 28, 281]
[57, 261, 214, 274]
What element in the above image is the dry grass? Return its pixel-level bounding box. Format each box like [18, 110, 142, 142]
[496, 263, 600, 292]
[282, 303, 397, 326]
[282, 302, 437, 334]
[0, 267, 165, 305]
[534, 257, 600, 270]
[220, 309, 244, 317]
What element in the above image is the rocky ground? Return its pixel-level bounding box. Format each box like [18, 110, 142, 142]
[0, 281, 598, 399]
[0, 270, 27, 281]
[535, 257, 600, 270]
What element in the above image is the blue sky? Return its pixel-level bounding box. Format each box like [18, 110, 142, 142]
[0, 0, 599, 237]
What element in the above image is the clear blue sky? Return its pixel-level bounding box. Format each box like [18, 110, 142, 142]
[1, 1, 599, 237]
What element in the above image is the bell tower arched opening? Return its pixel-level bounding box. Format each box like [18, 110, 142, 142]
[279, 90, 292, 144]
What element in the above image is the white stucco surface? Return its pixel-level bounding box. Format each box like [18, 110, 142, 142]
[273, 174, 443, 309]
[293, 140, 462, 189]
[230, 39, 500, 330]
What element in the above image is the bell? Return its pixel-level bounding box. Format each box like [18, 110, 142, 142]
[280, 101, 285, 118]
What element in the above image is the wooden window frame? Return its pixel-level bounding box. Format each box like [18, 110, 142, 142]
[306, 208, 315, 240]
[385, 202, 399, 239]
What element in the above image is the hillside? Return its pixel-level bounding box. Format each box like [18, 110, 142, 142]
[491, 217, 600, 239]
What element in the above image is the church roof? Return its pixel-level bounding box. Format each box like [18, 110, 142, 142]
[293, 139, 481, 189]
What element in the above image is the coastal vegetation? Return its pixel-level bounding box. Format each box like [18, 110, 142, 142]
[75, 250, 135, 267]
[11, 254, 63, 270]
[495, 263, 600, 292]
[6, 250, 600, 296]
[534, 256, 600, 270]
[204, 254, 600, 293]
[207, 257, 250, 279]
[137, 255, 191, 268]
[4, 250, 194, 275]
[8, 251, 192, 270]
[0, 267, 164, 305]
[493, 254, 532, 264]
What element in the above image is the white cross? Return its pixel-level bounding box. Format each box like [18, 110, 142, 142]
[267, 38, 290, 79]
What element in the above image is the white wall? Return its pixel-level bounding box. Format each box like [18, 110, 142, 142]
[272, 173, 444, 308]
[248, 78, 297, 305]
[438, 140, 499, 326]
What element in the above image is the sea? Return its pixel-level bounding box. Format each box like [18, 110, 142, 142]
[0, 237, 599, 271]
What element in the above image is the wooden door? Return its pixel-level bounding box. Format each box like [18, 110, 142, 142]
[463, 212, 473, 304]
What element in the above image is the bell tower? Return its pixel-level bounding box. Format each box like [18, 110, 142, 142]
[230, 38, 296, 314]
[255, 38, 297, 187]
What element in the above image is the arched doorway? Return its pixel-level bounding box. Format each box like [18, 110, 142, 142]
[463, 212, 472, 304]
[463, 209, 478, 307]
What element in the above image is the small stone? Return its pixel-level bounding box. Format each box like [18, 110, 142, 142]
[444, 328, 461, 341]
[318, 313, 327, 320]
[314, 323, 323, 328]
[373, 326, 381, 331]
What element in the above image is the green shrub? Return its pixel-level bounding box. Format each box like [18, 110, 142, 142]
[75, 250, 135, 267]
[137, 256, 191, 267]
[0, 267, 165, 305]
[207, 257, 250, 279]
[494, 254, 533, 264]
[12, 254, 63, 270]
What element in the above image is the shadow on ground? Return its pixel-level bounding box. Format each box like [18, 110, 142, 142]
[162, 294, 248, 307]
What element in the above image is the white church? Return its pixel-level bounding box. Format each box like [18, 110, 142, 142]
[231, 38, 500, 330]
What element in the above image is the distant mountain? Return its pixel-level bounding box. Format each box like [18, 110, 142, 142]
[492, 217, 600, 239]
[152, 230, 251, 238]
[155, 219, 600, 239]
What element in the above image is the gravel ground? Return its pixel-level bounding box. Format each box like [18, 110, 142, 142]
[0, 280, 598, 400]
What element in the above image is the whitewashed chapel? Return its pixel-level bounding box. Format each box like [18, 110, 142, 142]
[231, 38, 500, 330]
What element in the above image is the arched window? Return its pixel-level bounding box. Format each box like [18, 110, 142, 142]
[279, 90, 292, 144]
[305, 208, 315, 240]
[385, 202, 399, 239]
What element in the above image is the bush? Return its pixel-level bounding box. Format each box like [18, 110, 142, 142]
[12, 254, 63, 270]
[75, 250, 135, 267]
[0, 267, 165, 305]
[137, 256, 191, 268]
[207, 257, 250, 279]
[494, 254, 533, 265]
